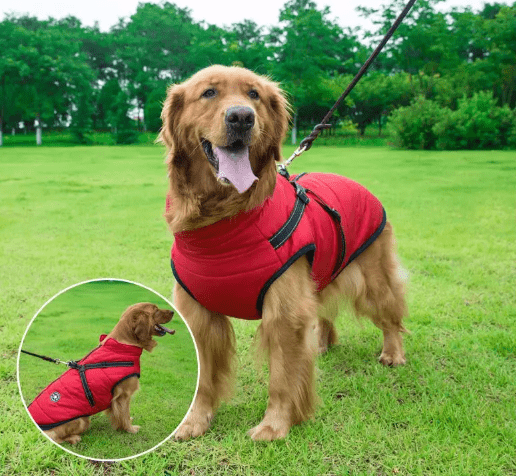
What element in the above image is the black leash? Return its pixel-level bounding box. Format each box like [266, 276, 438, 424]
[279, 0, 417, 171]
[20, 349, 70, 365]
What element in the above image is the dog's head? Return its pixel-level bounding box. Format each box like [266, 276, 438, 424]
[160, 65, 290, 196]
[118, 303, 175, 352]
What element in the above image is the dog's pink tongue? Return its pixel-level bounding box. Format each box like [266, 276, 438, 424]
[213, 146, 258, 194]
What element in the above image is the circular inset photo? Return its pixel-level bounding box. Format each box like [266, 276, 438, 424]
[17, 279, 198, 461]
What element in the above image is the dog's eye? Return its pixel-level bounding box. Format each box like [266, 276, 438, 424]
[249, 90, 259, 100]
[201, 88, 217, 99]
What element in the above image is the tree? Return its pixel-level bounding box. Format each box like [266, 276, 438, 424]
[0, 15, 94, 144]
[346, 72, 414, 135]
[70, 88, 94, 143]
[112, 2, 204, 130]
[144, 84, 167, 133]
[223, 21, 271, 73]
[485, 4, 516, 107]
[359, 0, 461, 75]
[270, 0, 361, 142]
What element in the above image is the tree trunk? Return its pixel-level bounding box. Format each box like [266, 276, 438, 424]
[291, 112, 298, 145]
[0, 128, 3, 147]
[378, 114, 382, 137]
[35, 114, 42, 145]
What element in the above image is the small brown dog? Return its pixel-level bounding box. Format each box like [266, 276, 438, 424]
[160, 65, 407, 441]
[28, 303, 174, 444]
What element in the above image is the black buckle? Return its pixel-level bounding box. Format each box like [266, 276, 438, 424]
[294, 182, 310, 204]
[278, 167, 290, 180]
[67, 360, 81, 370]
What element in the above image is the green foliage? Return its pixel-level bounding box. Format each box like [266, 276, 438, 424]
[70, 89, 94, 144]
[389, 95, 449, 149]
[0, 15, 94, 131]
[144, 86, 167, 132]
[223, 21, 270, 73]
[346, 72, 414, 135]
[114, 129, 139, 145]
[390, 91, 516, 150]
[1, 1, 516, 147]
[270, 0, 361, 111]
[434, 91, 515, 149]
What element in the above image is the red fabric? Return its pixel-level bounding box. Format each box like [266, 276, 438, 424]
[28, 336, 142, 430]
[170, 173, 385, 319]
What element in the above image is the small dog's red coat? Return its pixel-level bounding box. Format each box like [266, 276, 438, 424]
[28, 337, 142, 430]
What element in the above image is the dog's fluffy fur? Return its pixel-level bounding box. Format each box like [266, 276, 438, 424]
[44, 303, 174, 444]
[160, 65, 407, 441]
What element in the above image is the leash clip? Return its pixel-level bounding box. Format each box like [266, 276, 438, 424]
[278, 144, 307, 173]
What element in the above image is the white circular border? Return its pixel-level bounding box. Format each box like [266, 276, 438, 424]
[17, 278, 200, 462]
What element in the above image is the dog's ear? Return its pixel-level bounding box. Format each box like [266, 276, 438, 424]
[133, 311, 157, 352]
[158, 83, 185, 152]
[265, 81, 291, 162]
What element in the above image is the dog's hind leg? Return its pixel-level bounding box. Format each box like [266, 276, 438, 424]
[334, 221, 408, 366]
[173, 282, 236, 440]
[45, 417, 90, 444]
[107, 376, 140, 433]
[315, 293, 339, 354]
[249, 257, 318, 441]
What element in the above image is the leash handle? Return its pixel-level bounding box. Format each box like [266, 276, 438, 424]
[279, 0, 417, 169]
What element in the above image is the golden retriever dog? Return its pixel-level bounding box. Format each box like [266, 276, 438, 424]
[28, 303, 174, 445]
[160, 65, 407, 441]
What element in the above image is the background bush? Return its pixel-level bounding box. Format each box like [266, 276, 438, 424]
[434, 91, 515, 150]
[390, 92, 516, 150]
[389, 96, 450, 149]
[114, 129, 139, 144]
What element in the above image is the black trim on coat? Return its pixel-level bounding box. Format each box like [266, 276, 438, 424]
[346, 208, 387, 266]
[38, 414, 91, 431]
[256, 244, 316, 315]
[171, 259, 197, 301]
[111, 373, 141, 395]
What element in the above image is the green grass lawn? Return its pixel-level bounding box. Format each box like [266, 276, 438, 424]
[1, 144, 515, 475]
[18, 279, 198, 461]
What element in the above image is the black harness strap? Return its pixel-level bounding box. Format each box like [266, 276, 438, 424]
[67, 360, 135, 407]
[269, 182, 310, 250]
[302, 187, 346, 276]
[270, 175, 347, 276]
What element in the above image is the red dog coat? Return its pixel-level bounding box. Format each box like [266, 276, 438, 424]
[28, 336, 142, 430]
[170, 172, 386, 319]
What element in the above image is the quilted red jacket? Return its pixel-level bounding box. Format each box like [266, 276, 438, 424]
[170, 172, 386, 319]
[28, 336, 142, 430]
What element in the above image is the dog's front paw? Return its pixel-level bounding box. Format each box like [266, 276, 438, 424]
[127, 425, 140, 434]
[63, 434, 82, 445]
[175, 411, 213, 440]
[379, 351, 406, 367]
[248, 419, 290, 441]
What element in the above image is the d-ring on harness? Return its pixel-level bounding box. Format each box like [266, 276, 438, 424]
[278, 0, 417, 173]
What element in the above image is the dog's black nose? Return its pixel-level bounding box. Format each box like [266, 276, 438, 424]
[225, 106, 255, 133]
